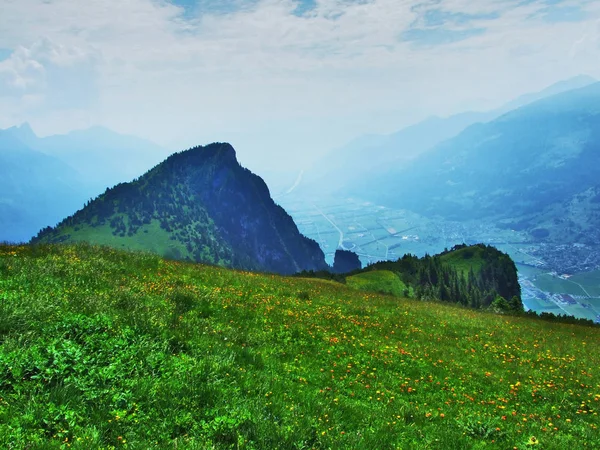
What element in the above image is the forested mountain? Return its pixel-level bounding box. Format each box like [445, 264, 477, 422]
[32, 143, 328, 275]
[354, 82, 600, 243]
[0, 123, 171, 243]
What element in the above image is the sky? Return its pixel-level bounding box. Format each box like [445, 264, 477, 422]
[1, 0, 600, 173]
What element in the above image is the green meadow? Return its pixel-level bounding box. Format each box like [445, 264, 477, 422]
[1, 244, 599, 449]
[345, 271, 411, 298]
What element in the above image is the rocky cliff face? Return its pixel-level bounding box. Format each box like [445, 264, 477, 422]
[333, 250, 362, 274]
[33, 143, 328, 275]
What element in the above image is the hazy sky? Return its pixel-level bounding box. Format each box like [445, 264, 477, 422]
[1, 0, 600, 172]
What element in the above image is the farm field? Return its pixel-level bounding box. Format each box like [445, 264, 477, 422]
[280, 195, 528, 267]
[569, 271, 600, 297]
[533, 274, 588, 297]
[1, 244, 599, 449]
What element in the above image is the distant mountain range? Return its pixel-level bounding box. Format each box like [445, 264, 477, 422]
[0, 128, 86, 243]
[33, 143, 329, 275]
[306, 75, 597, 192]
[0, 124, 171, 243]
[5, 123, 170, 192]
[353, 82, 600, 244]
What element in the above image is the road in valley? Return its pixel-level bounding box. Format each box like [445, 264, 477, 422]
[312, 203, 345, 250]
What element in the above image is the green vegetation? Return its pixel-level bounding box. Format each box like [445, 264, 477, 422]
[32, 154, 234, 266]
[32, 143, 327, 275]
[567, 271, 600, 297]
[1, 243, 600, 449]
[533, 274, 588, 297]
[33, 220, 194, 261]
[305, 244, 523, 313]
[345, 270, 410, 298]
[438, 244, 496, 276]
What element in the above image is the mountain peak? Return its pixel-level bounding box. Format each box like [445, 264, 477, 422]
[33, 141, 327, 275]
[5, 122, 37, 143]
[537, 75, 598, 98]
[170, 142, 239, 168]
[499, 80, 600, 121]
[17, 122, 35, 134]
[553, 74, 597, 87]
[203, 142, 237, 158]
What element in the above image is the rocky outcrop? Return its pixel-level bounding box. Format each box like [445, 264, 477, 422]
[333, 249, 361, 274]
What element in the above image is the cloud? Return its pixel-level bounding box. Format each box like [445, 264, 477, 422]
[0, 38, 99, 108]
[401, 27, 487, 46]
[0, 0, 599, 171]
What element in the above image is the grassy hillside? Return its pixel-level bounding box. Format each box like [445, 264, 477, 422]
[438, 245, 490, 275]
[346, 244, 521, 311]
[35, 219, 197, 261]
[1, 244, 599, 449]
[345, 270, 411, 298]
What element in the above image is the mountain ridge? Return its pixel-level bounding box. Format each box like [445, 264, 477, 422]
[304, 75, 598, 193]
[353, 81, 600, 245]
[33, 142, 329, 275]
[0, 127, 89, 243]
[1, 122, 170, 193]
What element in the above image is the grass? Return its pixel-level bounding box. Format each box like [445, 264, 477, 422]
[39, 219, 195, 261]
[1, 243, 599, 449]
[438, 246, 486, 276]
[345, 270, 411, 298]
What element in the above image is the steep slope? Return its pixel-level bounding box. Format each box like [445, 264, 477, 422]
[304, 75, 596, 194]
[32, 143, 328, 274]
[0, 128, 89, 243]
[4, 243, 596, 447]
[357, 82, 600, 242]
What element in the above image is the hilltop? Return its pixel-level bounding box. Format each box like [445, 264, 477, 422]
[1, 243, 598, 449]
[32, 143, 328, 275]
[301, 244, 523, 312]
